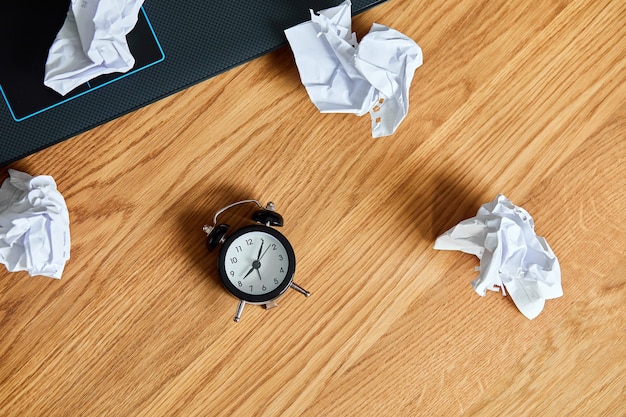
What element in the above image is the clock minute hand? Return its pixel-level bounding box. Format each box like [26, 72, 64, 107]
[244, 239, 265, 280]
[256, 239, 264, 261]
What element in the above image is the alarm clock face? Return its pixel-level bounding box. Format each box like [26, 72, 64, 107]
[218, 225, 296, 303]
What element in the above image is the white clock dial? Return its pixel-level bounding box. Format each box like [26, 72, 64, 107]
[222, 229, 291, 296]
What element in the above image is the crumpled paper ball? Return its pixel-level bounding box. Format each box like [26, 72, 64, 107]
[44, 0, 145, 95]
[285, 0, 422, 138]
[434, 194, 562, 319]
[0, 169, 70, 278]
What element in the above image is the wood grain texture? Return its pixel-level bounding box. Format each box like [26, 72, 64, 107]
[1, 1, 624, 416]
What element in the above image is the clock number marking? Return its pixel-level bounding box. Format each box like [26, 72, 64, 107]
[221, 229, 295, 299]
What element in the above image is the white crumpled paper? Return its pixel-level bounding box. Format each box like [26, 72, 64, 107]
[44, 0, 145, 96]
[0, 170, 70, 279]
[285, 0, 422, 138]
[434, 194, 562, 319]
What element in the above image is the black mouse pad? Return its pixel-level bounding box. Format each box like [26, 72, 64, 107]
[0, 0, 386, 166]
[1, 8, 164, 122]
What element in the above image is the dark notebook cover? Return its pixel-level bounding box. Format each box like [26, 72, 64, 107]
[0, 0, 386, 166]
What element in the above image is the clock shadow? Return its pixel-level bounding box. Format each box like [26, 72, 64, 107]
[174, 184, 259, 289]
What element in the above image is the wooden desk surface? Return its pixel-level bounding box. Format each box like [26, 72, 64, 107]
[1, 1, 624, 416]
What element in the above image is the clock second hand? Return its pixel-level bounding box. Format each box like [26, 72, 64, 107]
[259, 244, 271, 260]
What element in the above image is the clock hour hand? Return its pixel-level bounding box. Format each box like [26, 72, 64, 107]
[242, 266, 255, 279]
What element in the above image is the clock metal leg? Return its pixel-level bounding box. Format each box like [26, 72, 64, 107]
[234, 300, 246, 322]
[290, 282, 310, 297]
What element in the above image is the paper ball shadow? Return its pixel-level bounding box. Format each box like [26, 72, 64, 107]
[394, 170, 486, 243]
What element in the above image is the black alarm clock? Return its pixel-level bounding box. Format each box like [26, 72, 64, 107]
[203, 200, 310, 322]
